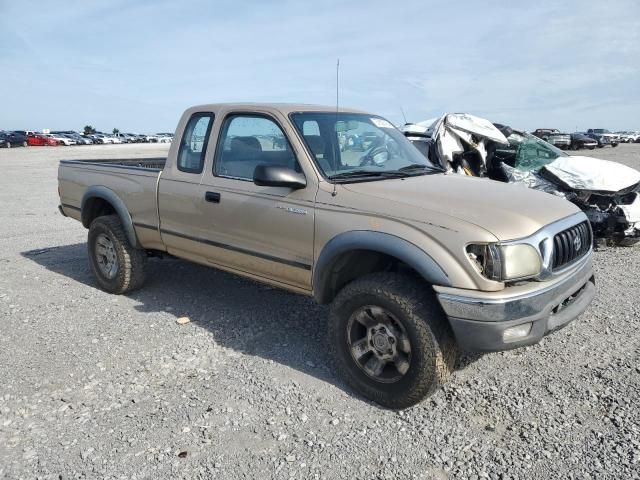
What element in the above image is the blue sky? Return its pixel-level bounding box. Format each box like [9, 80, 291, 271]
[1, 0, 638, 133]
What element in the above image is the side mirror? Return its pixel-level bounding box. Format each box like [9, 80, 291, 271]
[253, 165, 306, 190]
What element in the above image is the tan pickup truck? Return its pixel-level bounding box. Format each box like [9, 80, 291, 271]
[58, 103, 596, 408]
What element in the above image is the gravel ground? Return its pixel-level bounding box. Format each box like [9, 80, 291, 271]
[0, 143, 639, 479]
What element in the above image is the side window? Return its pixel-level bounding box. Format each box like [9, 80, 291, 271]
[177, 113, 214, 174]
[214, 115, 298, 180]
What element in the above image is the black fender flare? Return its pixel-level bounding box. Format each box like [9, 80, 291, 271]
[81, 186, 139, 248]
[312, 231, 450, 304]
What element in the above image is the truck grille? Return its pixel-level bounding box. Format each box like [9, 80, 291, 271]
[551, 221, 591, 270]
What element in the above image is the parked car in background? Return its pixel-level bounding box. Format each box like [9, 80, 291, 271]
[532, 129, 571, 150]
[0, 131, 28, 147]
[27, 133, 59, 146]
[145, 134, 159, 143]
[73, 135, 93, 145]
[115, 133, 138, 143]
[156, 133, 173, 143]
[46, 133, 77, 146]
[12, 130, 37, 137]
[92, 134, 117, 144]
[616, 131, 640, 143]
[58, 131, 92, 145]
[403, 114, 640, 245]
[66, 134, 85, 145]
[615, 132, 631, 143]
[586, 129, 619, 148]
[569, 133, 597, 150]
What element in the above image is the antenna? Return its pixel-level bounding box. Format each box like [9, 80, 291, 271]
[400, 107, 408, 124]
[332, 59, 340, 197]
[335, 58, 340, 115]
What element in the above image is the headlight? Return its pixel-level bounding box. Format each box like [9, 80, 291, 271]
[466, 243, 542, 281]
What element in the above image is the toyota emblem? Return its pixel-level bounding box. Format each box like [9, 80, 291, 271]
[573, 235, 582, 252]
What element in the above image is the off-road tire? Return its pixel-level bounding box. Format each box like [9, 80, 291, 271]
[88, 215, 146, 294]
[328, 272, 458, 409]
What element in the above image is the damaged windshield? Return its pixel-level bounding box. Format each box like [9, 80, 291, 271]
[291, 112, 440, 182]
[499, 131, 568, 172]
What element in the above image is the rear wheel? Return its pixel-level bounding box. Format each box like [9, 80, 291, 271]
[5, 141, 10, 148]
[328, 273, 458, 409]
[88, 215, 146, 294]
[22, 141, 27, 147]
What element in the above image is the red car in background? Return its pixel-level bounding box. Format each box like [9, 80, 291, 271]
[27, 133, 59, 146]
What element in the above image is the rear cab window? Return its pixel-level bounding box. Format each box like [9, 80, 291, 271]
[177, 113, 214, 173]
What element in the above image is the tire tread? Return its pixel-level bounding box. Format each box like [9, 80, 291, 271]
[328, 272, 458, 409]
[88, 215, 146, 294]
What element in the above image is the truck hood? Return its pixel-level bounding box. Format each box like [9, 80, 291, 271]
[542, 156, 640, 193]
[343, 173, 579, 241]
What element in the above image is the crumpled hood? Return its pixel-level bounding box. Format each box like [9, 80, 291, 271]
[343, 174, 580, 241]
[542, 156, 640, 193]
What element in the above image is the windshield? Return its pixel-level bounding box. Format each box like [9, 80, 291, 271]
[496, 131, 568, 172]
[291, 112, 438, 181]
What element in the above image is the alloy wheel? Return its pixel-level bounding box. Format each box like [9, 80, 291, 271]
[347, 305, 412, 383]
[94, 233, 118, 279]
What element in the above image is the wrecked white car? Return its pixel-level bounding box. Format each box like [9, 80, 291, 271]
[402, 114, 640, 245]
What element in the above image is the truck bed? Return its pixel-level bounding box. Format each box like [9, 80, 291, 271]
[58, 157, 167, 250]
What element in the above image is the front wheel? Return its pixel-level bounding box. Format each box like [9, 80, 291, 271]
[88, 215, 146, 294]
[328, 273, 458, 409]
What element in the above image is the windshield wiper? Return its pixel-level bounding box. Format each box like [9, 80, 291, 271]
[397, 163, 444, 173]
[328, 170, 410, 182]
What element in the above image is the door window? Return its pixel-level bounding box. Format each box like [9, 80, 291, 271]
[214, 115, 298, 180]
[177, 113, 214, 173]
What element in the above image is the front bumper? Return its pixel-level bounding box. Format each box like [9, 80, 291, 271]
[435, 254, 595, 352]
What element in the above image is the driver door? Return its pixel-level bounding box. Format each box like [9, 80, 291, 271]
[198, 113, 316, 290]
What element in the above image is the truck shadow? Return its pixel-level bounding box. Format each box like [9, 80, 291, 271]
[22, 244, 341, 386]
[22, 243, 481, 402]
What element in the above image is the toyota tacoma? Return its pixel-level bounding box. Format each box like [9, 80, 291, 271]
[58, 103, 596, 408]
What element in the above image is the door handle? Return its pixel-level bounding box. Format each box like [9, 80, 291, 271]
[205, 191, 221, 203]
